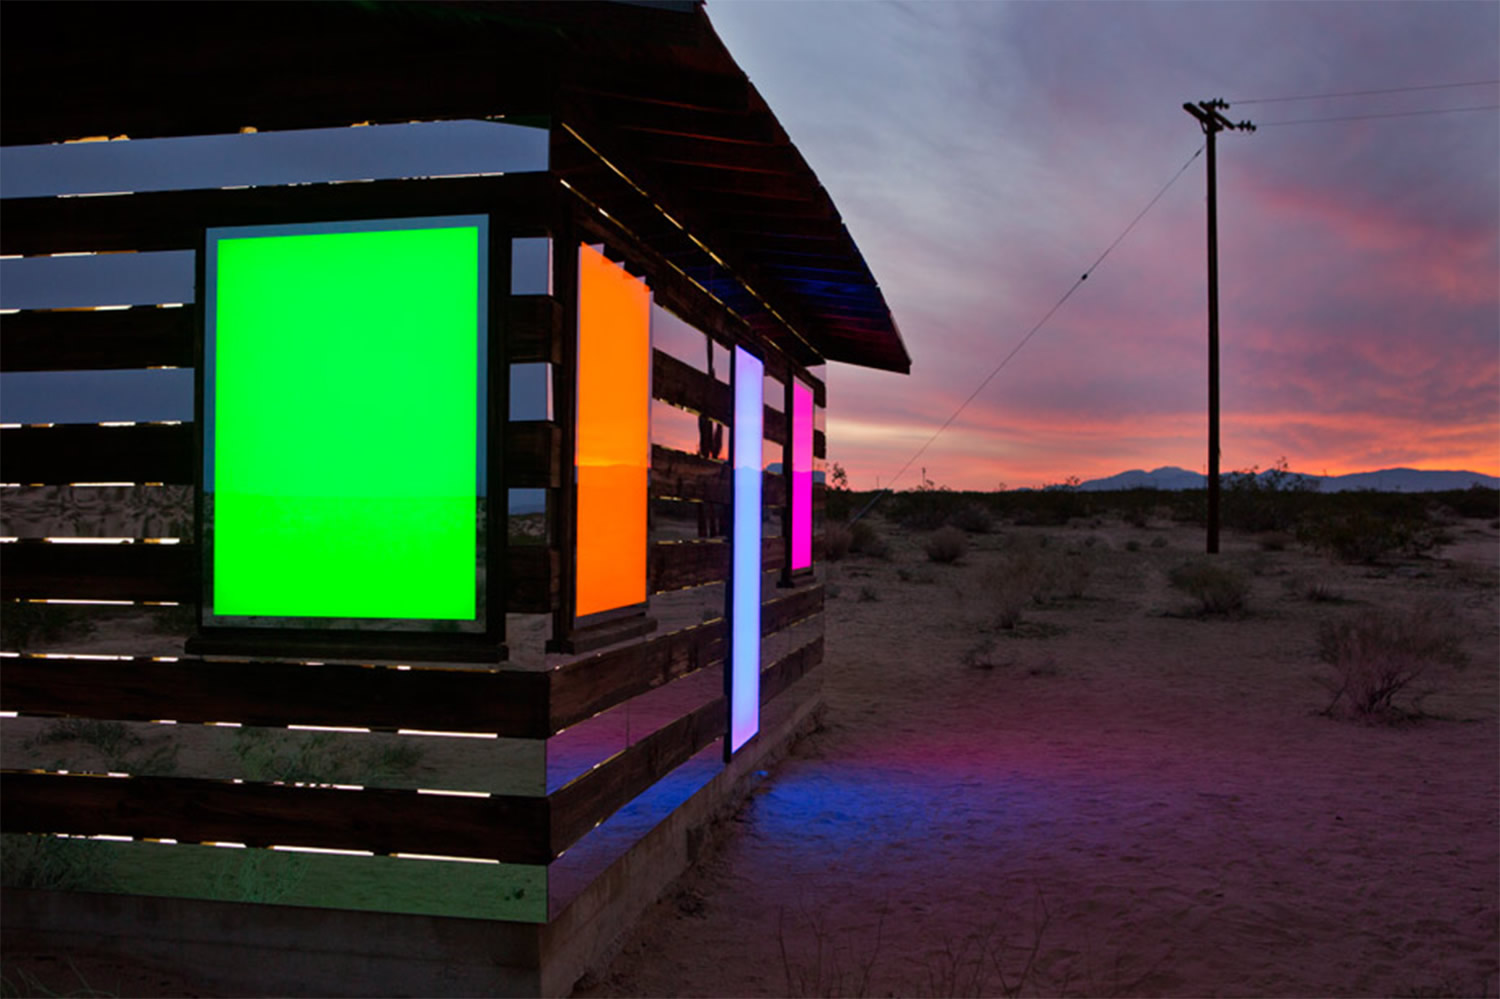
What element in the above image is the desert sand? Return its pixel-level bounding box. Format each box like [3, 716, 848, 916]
[4, 513, 1497, 998]
[581, 514, 1499, 998]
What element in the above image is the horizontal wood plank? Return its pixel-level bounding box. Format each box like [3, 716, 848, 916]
[506, 421, 561, 489]
[1, 424, 194, 485]
[760, 635, 824, 706]
[0, 308, 195, 372]
[0, 655, 551, 738]
[548, 696, 724, 856]
[762, 584, 823, 637]
[1, 423, 557, 488]
[507, 546, 559, 614]
[548, 620, 726, 733]
[0, 835, 547, 923]
[0, 173, 557, 257]
[648, 539, 727, 593]
[650, 445, 725, 503]
[0, 771, 553, 865]
[652, 350, 729, 425]
[0, 541, 194, 602]
[1, 714, 547, 797]
[507, 295, 563, 365]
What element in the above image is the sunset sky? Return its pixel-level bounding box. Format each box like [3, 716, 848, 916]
[708, 1, 1500, 491]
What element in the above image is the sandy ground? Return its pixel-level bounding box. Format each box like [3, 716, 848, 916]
[581, 516, 1499, 998]
[5, 516, 1498, 997]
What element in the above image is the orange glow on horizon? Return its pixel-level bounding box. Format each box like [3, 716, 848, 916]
[575, 245, 651, 617]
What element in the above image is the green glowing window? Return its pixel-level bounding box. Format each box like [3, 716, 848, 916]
[203, 217, 488, 628]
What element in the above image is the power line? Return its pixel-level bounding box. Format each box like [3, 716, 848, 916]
[1231, 79, 1499, 104]
[849, 143, 1205, 522]
[1257, 103, 1500, 126]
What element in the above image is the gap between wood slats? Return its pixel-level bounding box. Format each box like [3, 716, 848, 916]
[546, 633, 824, 857]
[0, 656, 550, 739]
[0, 421, 557, 488]
[1, 715, 548, 797]
[0, 771, 554, 865]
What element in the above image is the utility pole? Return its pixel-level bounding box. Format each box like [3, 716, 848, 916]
[1183, 99, 1254, 554]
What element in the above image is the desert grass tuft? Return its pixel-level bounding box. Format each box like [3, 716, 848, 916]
[923, 526, 967, 564]
[1316, 597, 1469, 719]
[1168, 560, 1249, 615]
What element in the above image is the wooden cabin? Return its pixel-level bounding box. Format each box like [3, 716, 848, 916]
[0, 3, 910, 994]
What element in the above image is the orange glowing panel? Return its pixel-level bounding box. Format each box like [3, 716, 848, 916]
[575, 244, 651, 617]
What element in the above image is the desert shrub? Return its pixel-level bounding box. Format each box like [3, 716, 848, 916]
[824, 522, 853, 561]
[1431, 484, 1500, 520]
[1149, 535, 1169, 548]
[1302, 580, 1345, 603]
[948, 502, 993, 534]
[986, 566, 1030, 630]
[857, 585, 880, 603]
[1316, 599, 1468, 717]
[1296, 492, 1441, 563]
[1257, 532, 1292, 552]
[923, 526, 967, 564]
[1124, 539, 1142, 552]
[1221, 459, 1320, 533]
[1168, 559, 1249, 615]
[1055, 554, 1091, 599]
[849, 520, 889, 558]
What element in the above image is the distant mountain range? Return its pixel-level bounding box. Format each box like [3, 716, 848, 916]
[1072, 466, 1499, 494]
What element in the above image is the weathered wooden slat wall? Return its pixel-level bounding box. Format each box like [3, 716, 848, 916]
[1, 119, 834, 932]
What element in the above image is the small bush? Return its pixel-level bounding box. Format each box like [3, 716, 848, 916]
[1055, 554, 1091, 599]
[1302, 580, 1345, 603]
[1296, 502, 1437, 563]
[849, 520, 890, 558]
[1168, 559, 1249, 615]
[924, 526, 967, 564]
[824, 522, 853, 561]
[1149, 535, 1168, 549]
[857, 585, 880, 603]
[948, 503, 993, 534]
[1316, 599, 1468, 717]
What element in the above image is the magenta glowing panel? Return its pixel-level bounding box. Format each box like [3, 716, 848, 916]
[728, 346, 764, 756]
[791, 380, 814, 571]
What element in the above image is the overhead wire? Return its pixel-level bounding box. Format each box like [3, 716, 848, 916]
[849, 143, 1206, 524]
[1230, 79, 1499, 104]
[1257, 104, 1500, 126]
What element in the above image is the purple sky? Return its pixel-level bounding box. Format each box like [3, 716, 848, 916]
[707, 1, 1499, 490]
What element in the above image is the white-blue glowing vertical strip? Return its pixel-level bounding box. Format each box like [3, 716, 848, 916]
[729, 346, 764, 755]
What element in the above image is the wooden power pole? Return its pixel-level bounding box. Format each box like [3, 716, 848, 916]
[1183, 99, 1254, 554]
